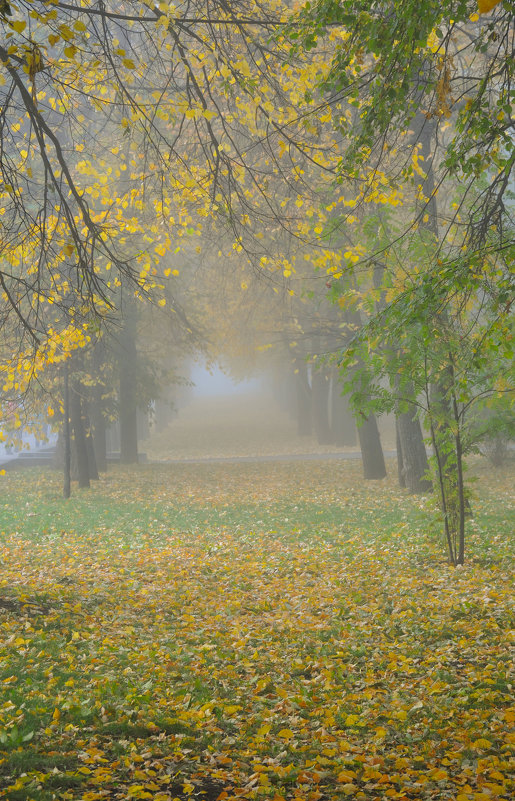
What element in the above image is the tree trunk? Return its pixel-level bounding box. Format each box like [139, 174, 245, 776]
[396, 420, 406, 488]
[70, 379, 90, 488]
[357, 413, 387, 480]
[91, 395, 107, 472]
[84, 414, 99, 480]
[294, 360, 312, 436]
[396, 408, 432, 493]
[331, 371, 357, 447]
[90, 342, 108, 472]
[63, 364, 71, 498]
[119, 299, 139, 464]
[342, 311, 387, 478]
[312, 368, 332, 445]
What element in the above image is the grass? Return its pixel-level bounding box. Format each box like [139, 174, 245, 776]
[0, 457, 513, 800]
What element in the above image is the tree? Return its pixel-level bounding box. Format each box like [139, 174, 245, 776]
[1, 0, 345, 432]
[288, 0, 514, 562]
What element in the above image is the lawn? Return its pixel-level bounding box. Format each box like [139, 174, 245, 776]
[0, 458, 513, 800]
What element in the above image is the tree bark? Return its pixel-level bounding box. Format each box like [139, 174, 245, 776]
[357, 413, 387, 480]
[396, 407, 432, 493]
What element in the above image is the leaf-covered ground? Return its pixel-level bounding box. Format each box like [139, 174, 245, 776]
[0, 459, 513, 801]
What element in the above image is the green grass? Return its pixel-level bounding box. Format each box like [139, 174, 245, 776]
[0, 458, 513, 800]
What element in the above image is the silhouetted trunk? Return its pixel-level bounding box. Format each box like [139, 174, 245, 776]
[331, 372, 357, 447]
[342, 310, 387, 478]
[70, 379, 90, 488]
[396, 421, 406, 488]
[119, 299, 139, 464]
[84, 414, 99, 481]
[312, 368, 332, 445]
[357, 414, 387, 480]
[91, 397, 107, 472]
[63, 364, 71, 498]
[294, 360, 312, 436]
[396, 407, 432, 493]
[90, 343, 107, 472]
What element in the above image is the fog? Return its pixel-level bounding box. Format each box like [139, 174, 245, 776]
[189, 363, 263, 398]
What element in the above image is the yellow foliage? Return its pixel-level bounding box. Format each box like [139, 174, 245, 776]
[478, 0, 502, 13]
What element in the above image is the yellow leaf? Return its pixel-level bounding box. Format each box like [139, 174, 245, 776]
[277, 728, 294, 740]
[478, 0, 501, 13]
[337, 770, 357, 783]
[430, 768, 448, 781]
[11, 20, 27, 34]
[472, 738, 492, 749]
[64, 45, 77, 59]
